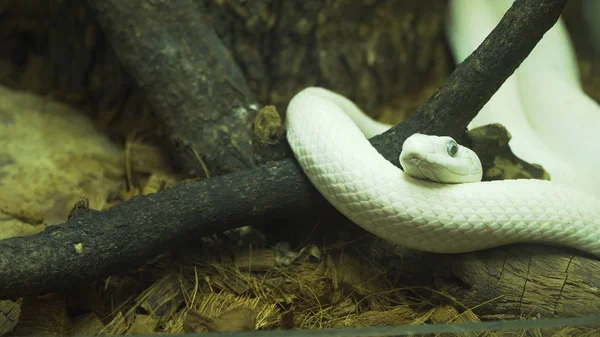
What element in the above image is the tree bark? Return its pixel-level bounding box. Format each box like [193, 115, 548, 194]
[0, 0, 579, 311]
[442, 244, 600, 318]
[85, 0, 287, 177]
[0, 160, 317, 299]
[376, 243, 600, 318]
[197, 0, 448, 121]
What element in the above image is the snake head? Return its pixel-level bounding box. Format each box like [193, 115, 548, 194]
[399, 133, 483, 183]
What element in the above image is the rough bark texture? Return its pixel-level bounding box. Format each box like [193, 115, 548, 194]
[376, 244, 600, 318]
[469, 124, 549, 181]
[85, 0, 287, 177]
[442, 245, 600, 317]
[0, 0, 574, 302]
[197, 0, 449, 123]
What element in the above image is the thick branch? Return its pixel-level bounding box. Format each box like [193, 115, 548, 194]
[370, 0, 567, 166]
[85, 0, 287, 177]
[0, 0, 568, 299]
[441, 244, 600, 317]
[0, 160, 316, 299]
[374, 243, 600, 317]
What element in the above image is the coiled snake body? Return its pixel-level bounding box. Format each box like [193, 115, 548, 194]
[286, 87, 600, 256]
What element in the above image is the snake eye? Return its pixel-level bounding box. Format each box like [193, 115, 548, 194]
[446, 139, 459, 157]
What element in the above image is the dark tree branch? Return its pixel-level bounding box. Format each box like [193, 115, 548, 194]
[0, 160, 317, 299]
[0, 0, 568, 299]
[370, 0, 568, 166]
[85, 0, 287, 177]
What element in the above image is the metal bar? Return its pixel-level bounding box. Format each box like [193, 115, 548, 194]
[76, 316, 600, 337]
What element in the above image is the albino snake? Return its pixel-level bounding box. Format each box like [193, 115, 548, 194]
[286, 87, 600, 256]
[284, 1, 600, 256]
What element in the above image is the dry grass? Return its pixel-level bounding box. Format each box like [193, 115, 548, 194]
[64, 241, 506, 335]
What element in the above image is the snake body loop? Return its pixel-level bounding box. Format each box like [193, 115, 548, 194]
[286, 87, 600, 256]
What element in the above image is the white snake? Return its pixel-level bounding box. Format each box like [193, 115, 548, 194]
[285, 1, 600, 256]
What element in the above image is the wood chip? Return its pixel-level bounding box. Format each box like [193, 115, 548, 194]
[184, 307, 256, 333]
